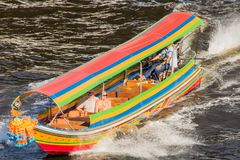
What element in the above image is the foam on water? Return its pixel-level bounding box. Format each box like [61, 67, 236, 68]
[0, 120, 10, 149]
[74, 93, 234, 160]
[28, 78, 55, 90]
[197, 15, 240, 90]
[219, 80, 239, 90]
[208, 15, 240, 55]
[70, 99, 212, 159]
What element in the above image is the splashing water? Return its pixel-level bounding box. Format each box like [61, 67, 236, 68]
[27, 78, 55, 90]
[208, 16, 240, 55]
[93, 123, 196, 158]
[0, 121, 10, 149]
[71, 102, 207, 159]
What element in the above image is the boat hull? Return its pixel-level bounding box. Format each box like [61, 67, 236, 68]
[37, 143, 95, 155]
[34, 61, 203, 155]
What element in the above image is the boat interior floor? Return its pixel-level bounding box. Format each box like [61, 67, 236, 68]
[47, 79, 156, 130]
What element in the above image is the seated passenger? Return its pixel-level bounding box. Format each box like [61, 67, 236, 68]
[141, 43, 178, 80]
[169, 43, 179, 72]
[155, 44, 178, 75]
[76, 91, 98, 117]
[95, 91, 111, 112]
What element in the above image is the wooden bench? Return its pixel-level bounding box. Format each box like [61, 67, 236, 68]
[109, 97, 128, 107]
[126, 79, 155, 87]
[50, 118, 88, 130]
[107, 91, 117, 97]
[108, 82, 155, 99]
[68, 109, 81, 117]
[125, 79, 139, 87]
[115, 90, 139, 99]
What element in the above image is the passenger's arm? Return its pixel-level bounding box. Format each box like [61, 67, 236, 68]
[165, 56, 171, 64]
[151, 54, 161, 61]
[155, 55, 170, 70]
[108, 100, 112, 109]
[76, 103, 84, 111]
[95, 100, 99, 112]
[76, 103, 86, 117]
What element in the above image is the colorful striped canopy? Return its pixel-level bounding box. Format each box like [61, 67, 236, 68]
[24, 12, 203, 107]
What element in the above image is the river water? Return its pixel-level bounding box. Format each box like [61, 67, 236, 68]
[0, 0, 240, 160]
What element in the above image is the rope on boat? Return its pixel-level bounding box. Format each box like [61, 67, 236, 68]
[7, 110, 38, 147]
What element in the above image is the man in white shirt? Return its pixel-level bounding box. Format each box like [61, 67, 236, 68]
[167, 44, 178, 73]
[142, 44, 178, 80]
[76, 91, 98, 116]
[155, 44, 179, 76]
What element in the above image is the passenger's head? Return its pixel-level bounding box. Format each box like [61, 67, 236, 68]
[87, 91, 94, 97]
[102, 91, 108, 99]
[174, 39, 180, 44]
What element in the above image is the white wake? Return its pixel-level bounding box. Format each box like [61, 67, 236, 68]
[71, 102, 208, 159]
[0, 120, 10, 149]
[28, 78, 55, 90]
[208, 15, 240, 55]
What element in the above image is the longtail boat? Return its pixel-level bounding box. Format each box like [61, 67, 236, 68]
[8, 12, 203, 154]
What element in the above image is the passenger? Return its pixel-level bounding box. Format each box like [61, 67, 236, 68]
[155, 43, 179, 76]
[169, 43, 179, 72]
[95, 91, 111, 112]
[141, 43, 178, 80]
[76, 91, 98, 117]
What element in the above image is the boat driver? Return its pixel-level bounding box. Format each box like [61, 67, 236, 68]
[76, 91, 99, 117]
[141, 43, 178, 80]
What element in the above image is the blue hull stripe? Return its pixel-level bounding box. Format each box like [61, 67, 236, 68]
[90, 66, 197, 129]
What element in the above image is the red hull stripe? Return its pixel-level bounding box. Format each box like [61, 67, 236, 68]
[37, 142, 95, 154]
[184, 77, 202, 95]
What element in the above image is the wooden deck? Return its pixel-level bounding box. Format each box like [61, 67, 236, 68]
[47, 79, 156, 130]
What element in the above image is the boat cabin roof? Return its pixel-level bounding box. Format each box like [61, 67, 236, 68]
[18, 12, 203, 108]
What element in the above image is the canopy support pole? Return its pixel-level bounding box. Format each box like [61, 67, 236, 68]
[123, 70, 128, 86]
[58, 106, 73, 129]
[48, 109, 60, 126]
[140, 61, 143, 93]
[194, 28, 201, 65]
[102, 82, 105, 94]
[47, 98, 52, 122]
